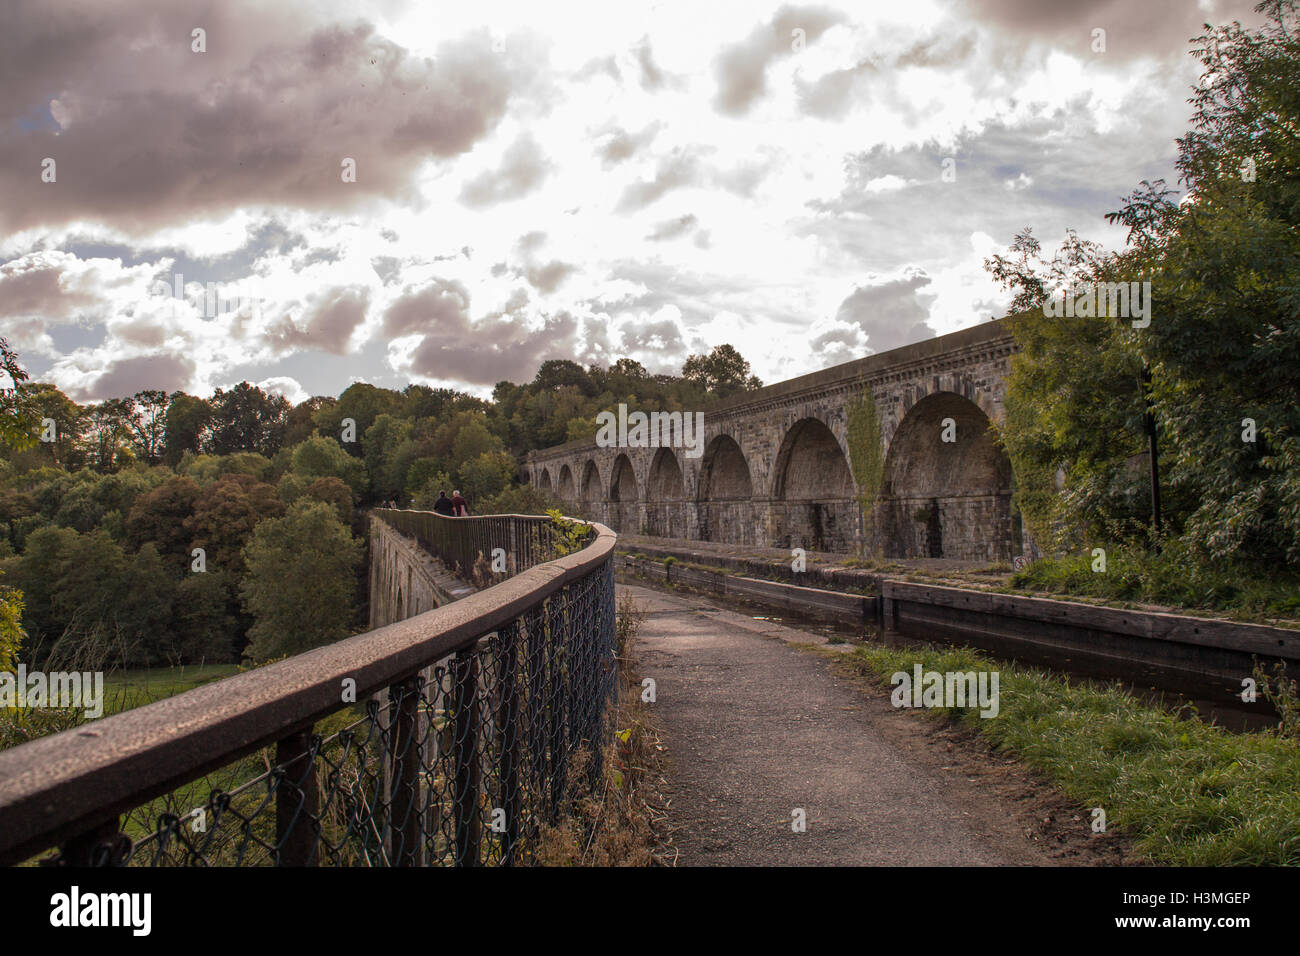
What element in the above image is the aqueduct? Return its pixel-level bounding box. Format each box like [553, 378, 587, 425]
[523, 319, 1029, 561]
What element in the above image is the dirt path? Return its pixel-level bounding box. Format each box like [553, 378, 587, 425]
[623, 582, 1126, 866]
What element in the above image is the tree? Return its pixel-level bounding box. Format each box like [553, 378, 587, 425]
[185, 474, 284, 573]
[126, 475, 202, 571]
[0, 570, 24, 672]
[206, 382, 291, 457]
[311, 383, 402, 456]
[282, 396, 333, 449]
[0, 338, 37, 454]
[78, 400, 132, 472]
[163, 392, 212, 466]
[681, 344, 763, 397]
[533, 359, 597, 396]
[1106, 2, 1300, 564]
[122, 389, 169, 464]
[289, 436, 368, 500]
[241, 499, 362, 662]
[456, 450, 517, 504]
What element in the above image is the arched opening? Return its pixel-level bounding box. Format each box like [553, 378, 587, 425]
[537, 468, 552, 494]
[608, 454, 639, 532]
[579, 460, 601, 504]
[645, 448, 685, 538]
[880, 392, 1014, 561]
[557, 464, 575, 503]
[696, 434, 754, 544]
[772, 418, 856, 552]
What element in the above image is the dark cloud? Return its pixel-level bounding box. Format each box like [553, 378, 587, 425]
[78, 353, 196, 402]
[957, 0, 1260, 58]
[267, 286, 370, 354]
[646, 214, 699, 241]
[460, 133, 552, 207]
[820, 270, 936, 354]
[383, 279, 472, 337]
[0, 2, 519, 233]
[713, 5, 844, 115]
[405, 309, 582, 385]
[0, 254, 99, 318]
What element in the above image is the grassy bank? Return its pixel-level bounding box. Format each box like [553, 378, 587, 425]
[838, 642, 1300, 866]
[1011, 543, 1300, 623]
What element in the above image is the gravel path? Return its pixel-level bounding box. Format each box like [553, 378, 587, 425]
[623, 582, 1067, 866]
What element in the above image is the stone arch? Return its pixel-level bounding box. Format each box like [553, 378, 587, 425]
[579, 460, 602, 504]
[537, 468, 552, 494]
[608, 453, 639, 532]
[772, 417, 856, 552]
[645, 447, 685, 537]
[880, 391, 1014, 561]
[557, 464, 575, 502]
[696, 434, 755, 544]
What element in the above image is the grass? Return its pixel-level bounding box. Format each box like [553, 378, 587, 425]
[838, 642, 1300, 866]
[103, 663, 242, 715]
[1011, 542, 1300, 624]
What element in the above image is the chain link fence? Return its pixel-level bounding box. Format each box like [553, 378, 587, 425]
[0, 512, 617, 867]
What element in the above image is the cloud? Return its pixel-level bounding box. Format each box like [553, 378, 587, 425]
[525, 260, 575, 293]
[0, 252, 102, 319]
[78, 353, 197, 402]
[616, 149, 706, 212]
[257, 375, 309, 405]
[265, 286, 370, 355]
[812, 270, 937, 360]
[956, 0, 1260, 58]
[597, 123, 661, 165]
[635, 37, 667, 90]
[0, 3, 519, 234]
[383, 279, 472, 337]
[646, 214, 700, 241]
[713, 4, 844, 115]
[401, 309, 584, 386]
[460, 133, 552, 207]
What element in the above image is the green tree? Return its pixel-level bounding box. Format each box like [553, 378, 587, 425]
[185, 474, 284, 573]
[290, 436, 368, 499]
[241, 499, 362, 662]
[206, 382, 291, 457]
[681, 344, 763, 397]
[163, 392, 212, 466]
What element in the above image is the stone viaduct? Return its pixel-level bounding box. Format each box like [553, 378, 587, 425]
[522, 319, 1031, 562]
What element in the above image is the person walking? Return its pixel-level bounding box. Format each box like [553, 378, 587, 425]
[432, 490, 455, 516]
[451, 489, 469, 516]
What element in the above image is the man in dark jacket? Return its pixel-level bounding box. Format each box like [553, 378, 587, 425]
[432, 490, 455, 516]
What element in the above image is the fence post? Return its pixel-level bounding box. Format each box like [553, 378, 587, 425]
[388, 677, 424, 866]
[453, 647, 482, 866]
[497, 620, 522, 864]
[275, 727, 319, 866]
[547, 588, 568, 818]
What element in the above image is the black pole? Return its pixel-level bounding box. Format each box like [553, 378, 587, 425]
[1141, 364, 1162, 541]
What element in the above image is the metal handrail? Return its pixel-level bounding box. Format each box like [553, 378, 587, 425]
[0, 512, 615, 866]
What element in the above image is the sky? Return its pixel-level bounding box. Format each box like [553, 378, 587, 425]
[0, 0, 1262, 404]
